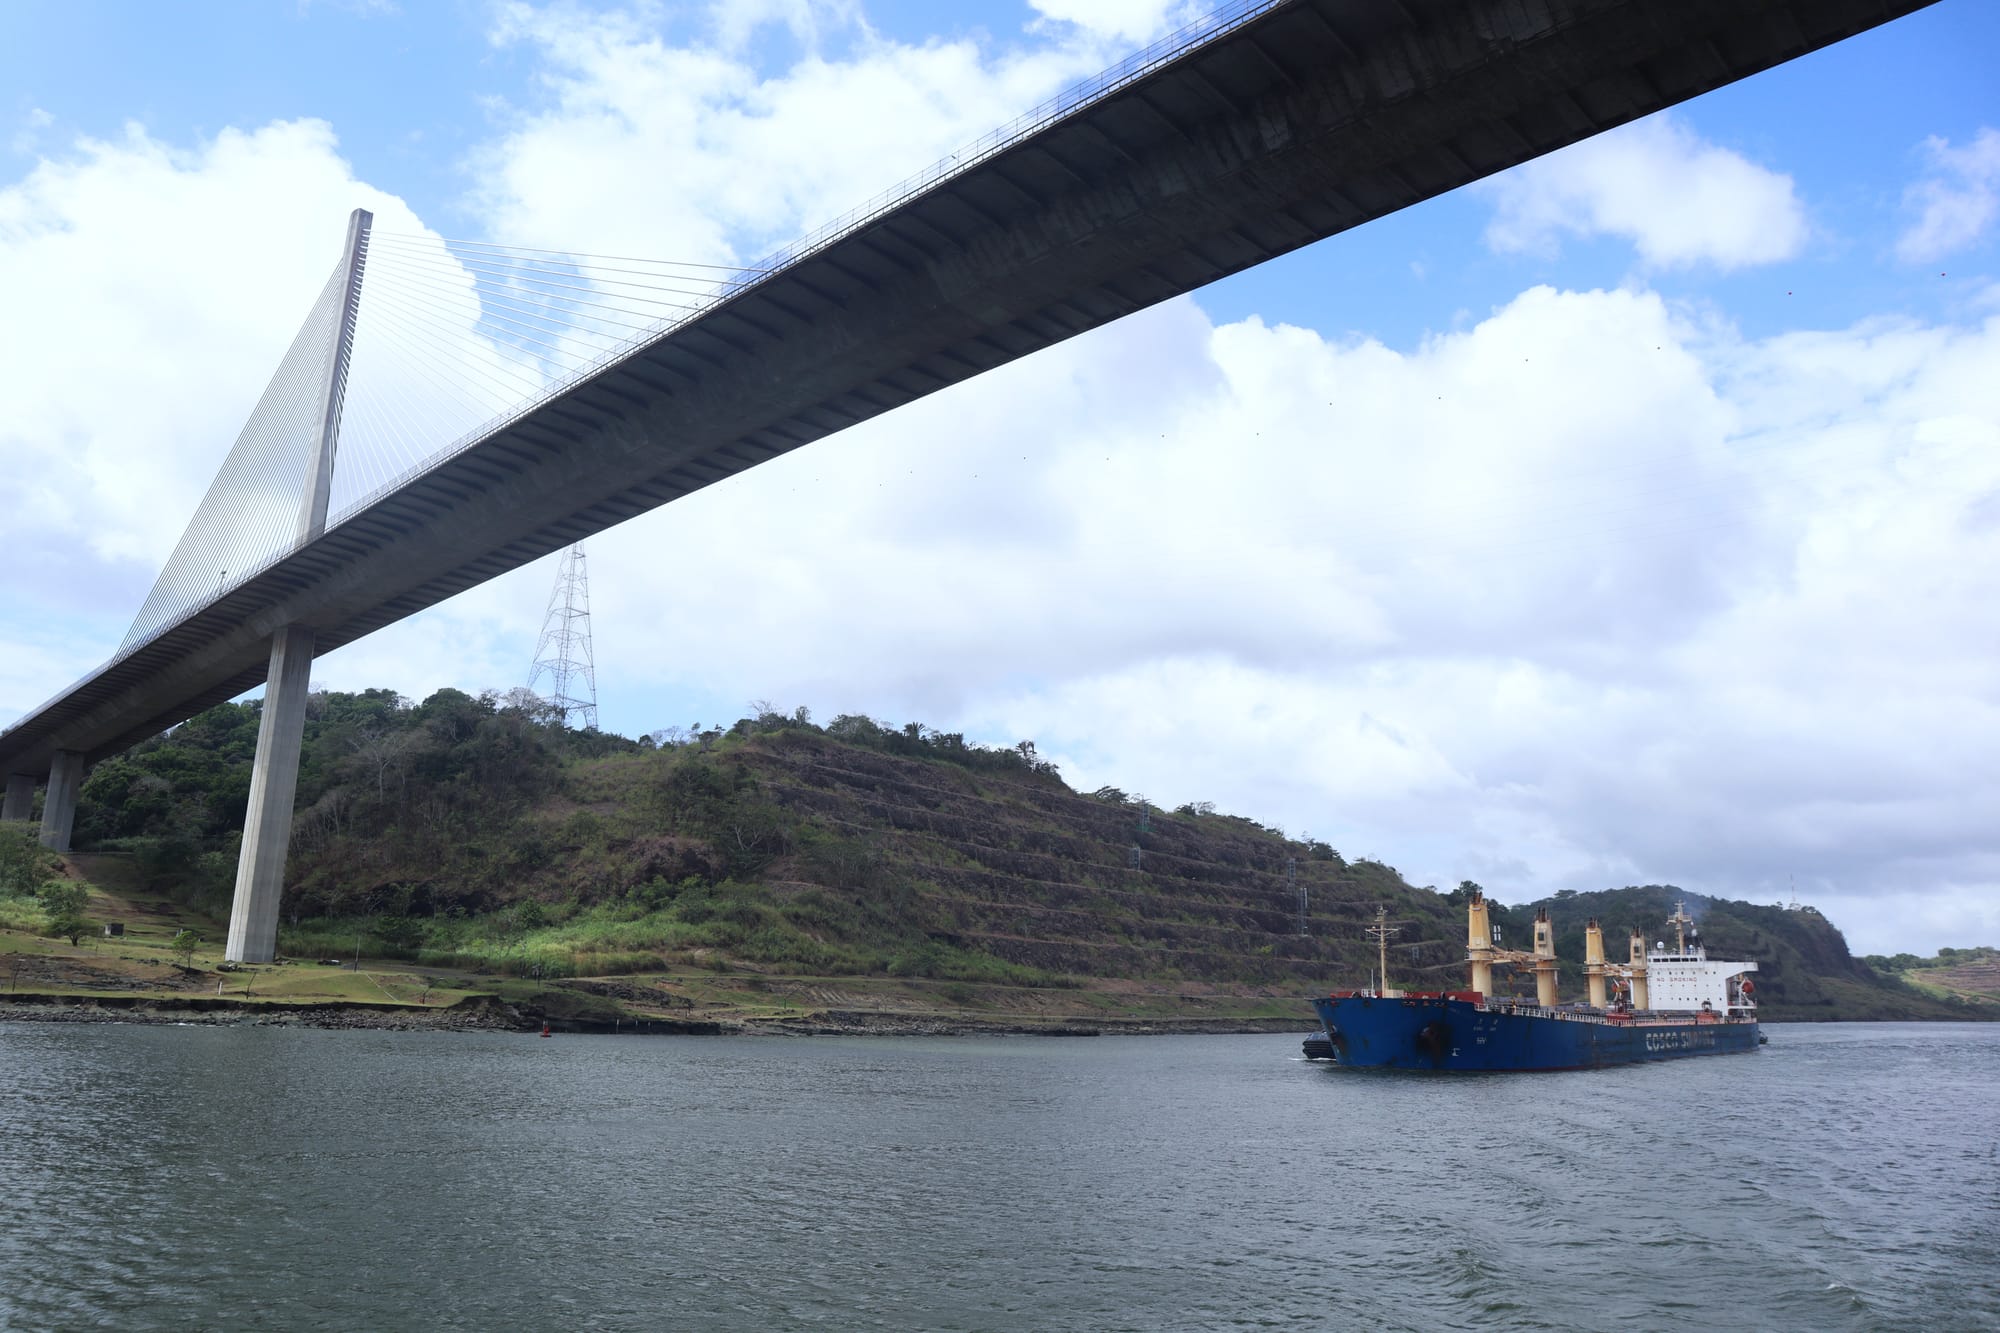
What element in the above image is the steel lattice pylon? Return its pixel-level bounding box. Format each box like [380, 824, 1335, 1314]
[527, 543, 598, 729]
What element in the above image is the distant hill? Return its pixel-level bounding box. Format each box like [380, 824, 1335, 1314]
[43, 689, 1989, 1023]
[1485, 886, 1988, 1022]
[1857, 945, 2000, 1012]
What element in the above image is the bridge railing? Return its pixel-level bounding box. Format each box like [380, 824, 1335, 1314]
[726, 0, 1288, 291]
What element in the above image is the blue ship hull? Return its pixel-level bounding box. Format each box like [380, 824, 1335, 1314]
[1309, 993, 1760, 1071]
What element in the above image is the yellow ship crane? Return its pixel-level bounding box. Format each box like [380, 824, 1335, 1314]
[1463, 891, 1650, 1009]
[1463, 889, 1561, 1003]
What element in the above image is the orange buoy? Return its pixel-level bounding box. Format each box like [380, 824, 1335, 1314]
[540, 1022, 551, 1038]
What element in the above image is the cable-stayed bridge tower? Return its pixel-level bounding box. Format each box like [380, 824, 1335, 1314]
[224, 208, 370, 963]
[528, 544, 598, 730]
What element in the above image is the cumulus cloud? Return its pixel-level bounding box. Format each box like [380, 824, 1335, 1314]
[704, 0, 865, 52]
[0, 121, 428, 588]
[1481, 113, 1808, 270]
[474, 1, 1131, 259]
[1026, 0, 1189, 44]
[1896, 127, 2000, 262]
[9, 107, 55, 156]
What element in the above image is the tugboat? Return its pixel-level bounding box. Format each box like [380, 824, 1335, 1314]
[1303, 894, 1761, 1071]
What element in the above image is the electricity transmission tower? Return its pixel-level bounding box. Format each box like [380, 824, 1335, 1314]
[527, 543, 598, 729]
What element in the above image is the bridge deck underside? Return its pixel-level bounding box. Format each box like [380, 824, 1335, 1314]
[1, 0, 1935, 774]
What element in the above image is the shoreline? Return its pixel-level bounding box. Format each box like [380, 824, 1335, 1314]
[0, 992, 1313, 1037]
[4, 992, 1987, 1036]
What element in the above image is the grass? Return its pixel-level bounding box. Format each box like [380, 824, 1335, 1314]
[274, 877, 1078, 985]
[4, 962, 476, 1008]
[0, 898, 46, 933]
[1896, 970, 2000, 1006]
[1, 875, 480, 1010]
[3, 850, 1329, 1029]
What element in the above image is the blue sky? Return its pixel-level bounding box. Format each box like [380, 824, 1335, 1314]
[3, 0, 1997, 953]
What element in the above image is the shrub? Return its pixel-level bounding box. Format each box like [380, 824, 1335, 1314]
[0, 826, 56, 897]
[40, 881, 91, 946]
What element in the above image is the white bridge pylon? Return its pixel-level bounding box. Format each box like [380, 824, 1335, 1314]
[223, 207, 369, 964]
[165, 212, 758, 961]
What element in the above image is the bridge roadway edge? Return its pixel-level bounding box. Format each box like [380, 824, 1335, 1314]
[0, 0, 1937, 781]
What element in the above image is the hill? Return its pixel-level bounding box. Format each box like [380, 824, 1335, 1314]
[1486, 886, 1987, 1022]
[1856, 945, 2000, 1012]
[3, 689, 1983, 1027]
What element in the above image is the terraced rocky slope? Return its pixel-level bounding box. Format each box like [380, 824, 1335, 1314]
[42, 692, 1986, 1023]
[718, 731, 1461, 988]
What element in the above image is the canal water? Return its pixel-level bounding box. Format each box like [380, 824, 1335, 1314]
[2, 1022, 1996, 1330]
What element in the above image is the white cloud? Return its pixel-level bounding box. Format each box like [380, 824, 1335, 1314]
[1481, 113, 1808, 270]
[1026, 0, 1187, 44]
[1896, 127, 2000, 263]
[473, 1, 1133, 258]
[0, 120, 432, 582]
[704, 0, 865, 52]
[10, 107, 55, 156]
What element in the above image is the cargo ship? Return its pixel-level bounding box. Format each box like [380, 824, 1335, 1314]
[1303, 893, 1761, 1071]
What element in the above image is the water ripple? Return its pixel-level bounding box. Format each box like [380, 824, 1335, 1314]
[1, 1023, 1996, 1330]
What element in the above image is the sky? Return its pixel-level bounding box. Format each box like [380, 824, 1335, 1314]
[2, 0, 1997, 956]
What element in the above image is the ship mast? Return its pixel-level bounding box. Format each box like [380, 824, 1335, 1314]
[1365, 906, 1399, 997]
[1666, 901, 1695, 954]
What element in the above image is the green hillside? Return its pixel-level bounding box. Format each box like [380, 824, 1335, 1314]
[1857, 945, 2000, 1011]
[1486, 886, 1987, 1021]
[4, 688, 1981, 1025]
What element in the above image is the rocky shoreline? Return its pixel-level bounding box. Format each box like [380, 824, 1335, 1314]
[0, 994, 525, 1031]
[0, 992, 1312, 1037]
[743, 1010, 1309, 1038]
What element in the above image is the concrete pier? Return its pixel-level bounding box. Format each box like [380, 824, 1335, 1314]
[38, 750, 84, 851]
[222, 209, 366, 965]
[225, 625, 316, 963]
[2, 773, 33, 822]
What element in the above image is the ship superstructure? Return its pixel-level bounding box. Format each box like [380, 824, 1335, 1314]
[1304, 893, 1761, 1071]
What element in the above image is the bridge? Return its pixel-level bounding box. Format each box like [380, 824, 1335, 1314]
[0, 0, 1937, 961]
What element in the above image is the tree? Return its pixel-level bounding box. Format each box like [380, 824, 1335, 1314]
[169, 929, 201, 969]
[375, 916, 427, 955]
[499, 686, 560, 724]
[348, 726, 429, 802]
[0, 825, 55, 897]
[39, 881, 91, 946]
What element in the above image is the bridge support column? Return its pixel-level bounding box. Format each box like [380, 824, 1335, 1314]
[3, 774, 34, 822]
[225, 625, 316, 964]
[223, 210, 365, 965]
[38, 751, 84, 851]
